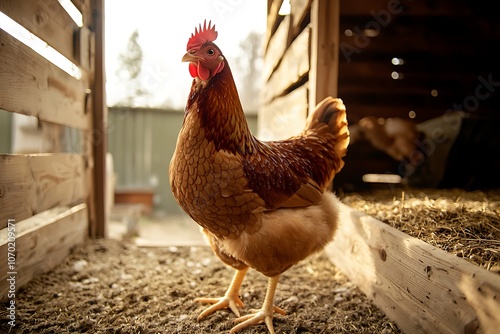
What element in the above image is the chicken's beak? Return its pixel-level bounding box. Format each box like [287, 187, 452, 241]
[182, 52, 202, 63]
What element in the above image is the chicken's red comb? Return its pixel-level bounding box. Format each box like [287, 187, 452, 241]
[187, 20, 218, 50]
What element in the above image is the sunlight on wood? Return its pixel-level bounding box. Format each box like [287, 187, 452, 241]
[0, 11, 82, 79]
[278, 0, 291, 16]
[362, 173, 402, 184]
[58, 0, 83, 27]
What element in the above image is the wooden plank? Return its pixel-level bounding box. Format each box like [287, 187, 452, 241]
[290, 0, 311, 35]
[258, 84, 308, 140]
[308, 0, 340, 113]
[89, 0, 107, 238]
[325, 203, 500, 334]
[0, 31, 90, 130]
[265, 0, 283, 49]
[262, 27, 310, 104]
[262, 15, 291, 82]
[0, 0, 81, 66]
[0, 154, 87, 227]
[0, 204, 88, 298]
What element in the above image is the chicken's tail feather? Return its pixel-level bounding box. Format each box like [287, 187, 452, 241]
[305, 97, 350, 160]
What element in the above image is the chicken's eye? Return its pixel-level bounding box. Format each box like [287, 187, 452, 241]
[207, 49, 215, 56]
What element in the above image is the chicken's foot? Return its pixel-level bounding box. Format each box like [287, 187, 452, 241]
[230, 275, 285, 334]
[196, 267, 248, 320]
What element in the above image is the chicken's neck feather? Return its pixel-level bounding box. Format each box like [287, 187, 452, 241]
[186, 60, 257, 155]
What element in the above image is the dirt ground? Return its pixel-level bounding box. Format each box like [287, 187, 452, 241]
[1, 238, 400, 334]
[3, 188, 497, 333]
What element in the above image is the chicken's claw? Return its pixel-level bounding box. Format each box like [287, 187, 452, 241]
[195, 268, 248, 320]
[195, 295, 245, 319]
[230, 305, 286, 334]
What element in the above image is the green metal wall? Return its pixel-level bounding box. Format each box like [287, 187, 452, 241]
[108, 107, 258, 215]
[0, 110, 12, 153]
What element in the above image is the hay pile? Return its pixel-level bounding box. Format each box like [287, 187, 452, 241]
[342, 188, 500, 273]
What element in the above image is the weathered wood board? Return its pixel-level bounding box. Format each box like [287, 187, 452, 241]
[325, 203, 500, 334]
[0, 204, 88, 298]
[0, 0, 81, 66]
[261, 26, 310, 104]
[0, 31, 90, 130]
[309, 0, 340, 112]
[0, 154, 87, 228]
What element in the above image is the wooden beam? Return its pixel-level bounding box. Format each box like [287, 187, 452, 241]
[0, 31, 90, 130]
[325, 203, 500, 334]
[308, 0, 340, 113]
[0, 204, 88, 298]
[89, 0, 107, 238]
[0, 0, 81, 66]
[262, 27, 310, 104]
[0, 154, 88, 227]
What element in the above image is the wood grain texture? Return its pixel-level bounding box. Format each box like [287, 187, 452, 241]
[0, 154, 87, 227]
[0, 0, 81, 66]
[325, 203, 500, 334]
[0, 204, 88, 298]
[0, 31, 90, 130]
[261, 27, 310, 104]
[309, 0, 340, 113]
[88, 0, 108, 237]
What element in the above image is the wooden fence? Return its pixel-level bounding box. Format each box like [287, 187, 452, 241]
[0, 0, 106, 298]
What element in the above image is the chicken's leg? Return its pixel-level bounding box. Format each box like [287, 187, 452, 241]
[196, 267, 248, 320]
[230, 275, 286, 334]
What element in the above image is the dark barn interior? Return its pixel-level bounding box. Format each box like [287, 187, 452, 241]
[334, 0, 500, 191]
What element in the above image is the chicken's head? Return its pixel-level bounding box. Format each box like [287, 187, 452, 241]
[182, 20, 225, 81]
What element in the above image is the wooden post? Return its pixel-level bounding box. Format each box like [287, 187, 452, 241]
[309, 0, 340, 113]
[90, 0, 107, 238]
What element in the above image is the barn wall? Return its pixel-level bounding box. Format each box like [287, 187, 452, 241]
[262, 0, 500, 190]
[336, 0, 500, 190]
[338, 0, 500, 124]
[260, 0, 341, 141]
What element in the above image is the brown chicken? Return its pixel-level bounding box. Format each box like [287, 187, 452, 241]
[169, 20, 349, 334]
